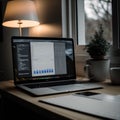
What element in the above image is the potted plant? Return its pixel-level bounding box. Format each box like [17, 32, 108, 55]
[84, 24, 111, 82]
[85, 24, 110, 60]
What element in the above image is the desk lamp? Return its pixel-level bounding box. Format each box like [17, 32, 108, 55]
[2, 0, 40, 36]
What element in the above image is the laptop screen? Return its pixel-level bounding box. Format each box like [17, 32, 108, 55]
[11, 37, 76, 84]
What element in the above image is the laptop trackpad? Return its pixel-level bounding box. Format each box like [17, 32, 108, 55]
[51, 84, 82, 91]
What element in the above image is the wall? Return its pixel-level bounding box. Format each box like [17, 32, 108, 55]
[29, 0, 62, 37]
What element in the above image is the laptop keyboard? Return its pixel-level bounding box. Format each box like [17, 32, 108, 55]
[25, 84, 45, 88]
[25, 81, 76, 89]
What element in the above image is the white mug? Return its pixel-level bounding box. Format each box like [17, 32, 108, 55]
[110, 67, 120, 84]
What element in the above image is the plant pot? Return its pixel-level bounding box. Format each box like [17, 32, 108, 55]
[84, 59, 110, 82]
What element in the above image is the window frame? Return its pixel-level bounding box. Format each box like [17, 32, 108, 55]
[62, 0, 119, 50]
[112, 0, 120, 48]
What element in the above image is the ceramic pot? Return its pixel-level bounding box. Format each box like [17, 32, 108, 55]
[110, 67, 120, 85]
[109, 47, 120, 85]
[84, 59, 110, 82]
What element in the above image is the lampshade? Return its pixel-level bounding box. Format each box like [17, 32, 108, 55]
[2, 0, 40, 28]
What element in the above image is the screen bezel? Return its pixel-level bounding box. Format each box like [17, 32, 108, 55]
[11, 36, 76, 84]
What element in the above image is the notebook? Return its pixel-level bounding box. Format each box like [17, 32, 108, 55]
[40, 92, 120, 120]
[11, 36, 103, 96]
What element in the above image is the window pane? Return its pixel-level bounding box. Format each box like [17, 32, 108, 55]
[85, 0, 112, 44]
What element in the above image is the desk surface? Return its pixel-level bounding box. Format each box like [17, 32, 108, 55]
[0, 79, 120, 120]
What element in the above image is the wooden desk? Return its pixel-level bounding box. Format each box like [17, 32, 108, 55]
[0, 80, 120, 120]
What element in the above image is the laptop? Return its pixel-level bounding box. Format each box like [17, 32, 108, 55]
[11, 36, 103, 96]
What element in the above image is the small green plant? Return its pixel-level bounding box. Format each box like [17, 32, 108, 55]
[85, 24, 110, 59]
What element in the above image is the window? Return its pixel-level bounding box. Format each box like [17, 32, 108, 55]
[77, 0, 112, 45]
[62, 0, 112, 46]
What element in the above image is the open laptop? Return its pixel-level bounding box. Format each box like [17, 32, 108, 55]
[11, 36, 103, 96]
